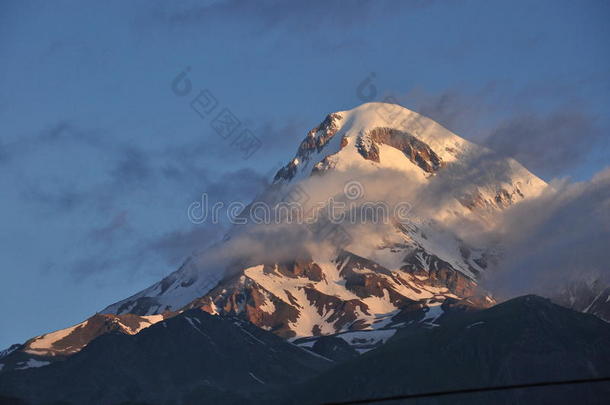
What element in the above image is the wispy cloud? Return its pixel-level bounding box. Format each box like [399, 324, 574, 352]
[154, 0, 421, 34]
[482, 167, 610, 297]
[399, 85, 607, 179]
[88, 211, 131, 244]
[0, 121, 110, 166]
[483, 109, 602, 178]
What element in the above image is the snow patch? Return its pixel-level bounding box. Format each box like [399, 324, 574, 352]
[16, 358, 50, 370]
[248, 372, 266, 384]
[25, 321, 88, 355]
[421, 302, 444, 326]
[334, 329, 397, 353]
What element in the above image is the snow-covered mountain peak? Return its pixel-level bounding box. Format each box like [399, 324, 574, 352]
[92, 103, 554, 341]
[8, 102, 555, 359]
[274, 102, 547, 226]
[337, 102, 470, 156]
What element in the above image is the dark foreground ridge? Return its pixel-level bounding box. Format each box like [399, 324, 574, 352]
[0, 309, 330, 405]
[0, 295, 609, 405]
[322, 376, 610, 405]
[283, 295, 610, 404]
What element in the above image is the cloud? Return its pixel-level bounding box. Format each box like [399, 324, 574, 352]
[58, 164, 273, 282]
[110, 147, 153, 188]
[4, 121, 135, 215]
[68, 255, 125, 283]
[411, 88, 491, 136]
[19, 183, 89, 215]
[398, 86, 606, 179]
[482, 167, 610, 298]
[154, 0, 418, 34]
[8, 116, 279, 215]
[68, 220, 225, 282]
[3, 118, 286, 284]
[253, 119, 307, 156]
[88, 211, 131, 244]
[141, 223, 224, 267]
[0, 121, 110, 166]
[482, 109, 602, 178]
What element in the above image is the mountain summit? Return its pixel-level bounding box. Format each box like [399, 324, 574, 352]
[97, 102, 547, 342]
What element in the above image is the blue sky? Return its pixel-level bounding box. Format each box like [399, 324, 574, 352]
[0, 0, 609, 348]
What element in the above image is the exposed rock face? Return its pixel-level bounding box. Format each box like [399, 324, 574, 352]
[21, 313, 170, 357]
[400, 248, 479, 296]
[299, 113, 343, 157]
[275, 113, 343, 182]
[191, 275, 302, 337]
[357, 127, 443, 173]
[274, 161, 298, 182]
[181, 247, 491, 340]
[585, 288, 610, 321]
[0, 312, 171, 373]
[441, 295, 496, 313]
[554, 280, 610, 322]
[309, 336, 359, 362]
[458, 185, 526, 211]
[311, 154, 338, 175]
